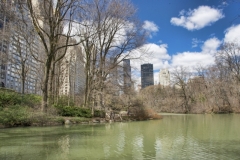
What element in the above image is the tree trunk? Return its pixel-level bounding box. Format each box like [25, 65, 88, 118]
[49, 61, 55, 105]
[84, 71, 89, 107]
[21, 65, 25, 95]
[42, 58, 52, 112]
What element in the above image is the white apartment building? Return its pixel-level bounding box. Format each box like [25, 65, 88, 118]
[59, 46, 85, 96]
[159, 68, 170, 87]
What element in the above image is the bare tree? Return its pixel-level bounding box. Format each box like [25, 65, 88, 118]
[19, 0, 83, 112]
[171, 66, 192, 113]
[77, 0, 146, 111]
[216, 43, 240, 82]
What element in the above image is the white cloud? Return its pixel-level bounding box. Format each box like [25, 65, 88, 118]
[172, 52, 215, 68]
[146, 43, 170, 61]
[143, 20, 159, 32]
[192, 38, 203, 48]
[171, 37, 221, 68]
[224, 24, 240, 43]
[222, 1, 228, 5]
[63, 21, 82, 42]
[179, 10, 185, 16]
[142, 20, 159, 38]
[112, 21, 136, 47]
[202, 37, 221, 53]
[220, 1, 228, 7]
[69, 18, 138, 49]
[170, 6, 224, 30]
[129, 43, 170, 71]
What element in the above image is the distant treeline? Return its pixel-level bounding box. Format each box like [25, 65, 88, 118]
[139, 43, 240, 114]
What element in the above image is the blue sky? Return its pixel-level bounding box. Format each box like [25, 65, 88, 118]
[129, 0, 240, 84]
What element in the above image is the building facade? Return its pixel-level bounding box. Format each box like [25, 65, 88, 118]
[0, 1, 41, 94]
[159, 68, 170, 87]
[0, 0, 13, 88]
[123, 59, 131, 91]
[59, 46, 85, 96]
[108, 57, 121, 95]
[141, 63, 154, 89]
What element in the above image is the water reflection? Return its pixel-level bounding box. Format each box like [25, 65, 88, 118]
[0, 114, 240, 159]
[132, 134, 144, 159]
[116, 130, 125, 153]
[155, 138, 162, 159]
[58, 135, 70, 160]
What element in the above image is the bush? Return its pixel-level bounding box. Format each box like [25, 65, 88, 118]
[0, 90, 41, 108]
[0, 91, 22, 108]
[55, 105, 92, 118]
[94, 110, 105, 118]
[55, 96, 75, 107]
[29, 111, 51, 125]
[0, 105, 31, 127]
[127, 99, 162, 120]
[22, 94, 41, 107]
[145, 108, 162, 119]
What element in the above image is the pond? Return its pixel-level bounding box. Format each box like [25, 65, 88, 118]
[0, 114, 240, 160]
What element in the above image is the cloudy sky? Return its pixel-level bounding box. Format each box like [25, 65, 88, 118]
[129, 0, 240, 84]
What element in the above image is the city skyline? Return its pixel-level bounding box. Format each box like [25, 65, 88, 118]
[129, 0, 240, 85]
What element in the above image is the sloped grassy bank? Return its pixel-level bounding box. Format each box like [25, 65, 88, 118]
[0, 89, 161, 128]
[0, 89, 92, 128]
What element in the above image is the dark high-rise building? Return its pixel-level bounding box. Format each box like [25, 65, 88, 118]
[123, 59, 131, 91]
[141, 63, 154, 89]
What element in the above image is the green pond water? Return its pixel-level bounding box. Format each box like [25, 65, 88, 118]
[0, 114, 240, 160]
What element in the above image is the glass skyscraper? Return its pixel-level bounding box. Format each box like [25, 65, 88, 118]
[141, 63, 154, 89]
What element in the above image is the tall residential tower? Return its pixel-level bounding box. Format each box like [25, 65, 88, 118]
[123, 59, 131, 90]
[159, 68, 170, 87]
[0, 1, 40, 94]
[59, 46, 85, 96]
